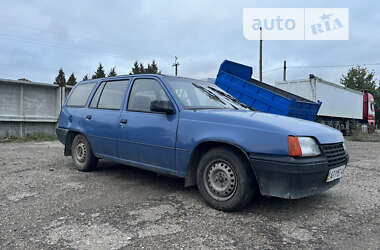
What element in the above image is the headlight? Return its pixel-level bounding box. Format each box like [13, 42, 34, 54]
[342, 142, 346, 152]
[288, 136, 321, 157]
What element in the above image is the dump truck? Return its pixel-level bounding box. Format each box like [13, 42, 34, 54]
[215, 60, 322, 121]
[215, 60, 376, 133]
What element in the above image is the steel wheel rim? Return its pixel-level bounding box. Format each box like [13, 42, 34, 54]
[75, 140, 87, 163]
[203, 160, 237, 201]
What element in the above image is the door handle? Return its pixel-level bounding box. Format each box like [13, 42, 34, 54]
[120, 119, 128, 124]
[86, 115, 92, 120]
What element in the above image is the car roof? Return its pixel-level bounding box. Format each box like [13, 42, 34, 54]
[77, 74, 167, 85]
[77, 74, 211, 86]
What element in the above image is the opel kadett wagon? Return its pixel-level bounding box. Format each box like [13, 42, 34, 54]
[56, 74, 349, 211]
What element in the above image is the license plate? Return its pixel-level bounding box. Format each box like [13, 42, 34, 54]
[326, 165, 346, 182]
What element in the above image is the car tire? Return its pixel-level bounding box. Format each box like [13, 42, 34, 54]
[196, 147, 257, 211]
[71, 134, 98, 172]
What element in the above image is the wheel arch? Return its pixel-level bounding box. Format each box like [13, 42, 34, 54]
[64, 130, 89, 156]
[184, 140, 256, 187]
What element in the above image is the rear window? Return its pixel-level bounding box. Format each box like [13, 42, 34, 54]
[67, 83, 96, 107]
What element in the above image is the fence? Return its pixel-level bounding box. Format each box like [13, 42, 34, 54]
[0, 78, 72, 138]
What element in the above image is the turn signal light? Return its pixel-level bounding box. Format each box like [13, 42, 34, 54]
[288, 136, 302, 157]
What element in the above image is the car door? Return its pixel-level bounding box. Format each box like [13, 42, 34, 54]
[84, 79, 129, 158]
[118, 78, 178, 172]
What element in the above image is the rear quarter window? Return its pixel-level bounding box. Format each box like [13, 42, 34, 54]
[67, 82, 96, 107]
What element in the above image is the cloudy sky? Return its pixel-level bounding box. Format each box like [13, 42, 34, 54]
[0, 0, 379, 85]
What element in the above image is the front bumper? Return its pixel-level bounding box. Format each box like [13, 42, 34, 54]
[250, 153, 349, 199]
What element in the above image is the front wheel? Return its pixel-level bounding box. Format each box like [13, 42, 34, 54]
[71, 134, 98, 172]
[197, 147, 257, 211]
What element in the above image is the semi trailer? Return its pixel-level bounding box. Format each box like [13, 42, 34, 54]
[215, 60, 376, 134]
[275, 75, 376, 133]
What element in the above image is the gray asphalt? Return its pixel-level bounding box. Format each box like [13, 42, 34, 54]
[0, 140, 379, 249]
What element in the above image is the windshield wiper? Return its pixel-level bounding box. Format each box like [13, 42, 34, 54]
[192, 83, 228, 106]
[186, 107, 228, 110]
[208, 86, 255, 111]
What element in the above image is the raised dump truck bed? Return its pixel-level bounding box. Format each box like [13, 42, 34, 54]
[215, 60, 321, 121]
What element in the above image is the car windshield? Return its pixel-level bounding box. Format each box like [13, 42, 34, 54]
[164, 77, 252, 110]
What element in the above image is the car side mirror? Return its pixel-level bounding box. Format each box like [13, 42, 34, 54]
[150, 100, 176, 114]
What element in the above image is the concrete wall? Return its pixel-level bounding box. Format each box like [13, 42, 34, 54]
[0, 78, 73, 138]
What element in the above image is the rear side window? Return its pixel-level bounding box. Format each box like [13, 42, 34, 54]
[97, 80, 129, 110]
[67, 83, 96, 107]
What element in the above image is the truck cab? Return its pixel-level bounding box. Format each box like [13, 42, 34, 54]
[363, 90, 376, 132]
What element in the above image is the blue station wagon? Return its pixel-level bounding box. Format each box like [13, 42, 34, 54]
[56, 74, 349, 211]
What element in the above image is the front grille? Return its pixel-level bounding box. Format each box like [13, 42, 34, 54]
[320, 143, 347, 167]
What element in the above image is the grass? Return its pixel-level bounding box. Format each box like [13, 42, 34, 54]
[346, 129, 380, 142]
[0, 134, 57, 143]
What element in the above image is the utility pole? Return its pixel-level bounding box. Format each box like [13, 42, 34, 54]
[172, 56, 179, 76]
[259, 27, 263, 82]
[283, 60, 287, 81]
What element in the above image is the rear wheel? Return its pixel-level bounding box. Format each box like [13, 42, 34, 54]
[71, 134, 98, 172]
[196, 147, 257, 211]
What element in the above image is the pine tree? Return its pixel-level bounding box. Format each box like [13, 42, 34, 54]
[108, 67, 117, 77]
[139, 63, 145, 74]
[82, 75, 89, 81]
[67, 73, 77, 86]
[150, 60, 159, 74]
[146, 63, 153, 73]
[130, 60, 161, 74]
[130, 61, 142, 74]
[92, 63, 106, 79]
[54, 68, 66, 86]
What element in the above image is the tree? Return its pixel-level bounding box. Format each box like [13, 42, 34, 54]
[82, 75, 89, 81]
[67, 73, 77, 86]
[130, 61, 141, 74]
[54, 68, 66, 86]
[150, 60, 159, 73]
[139, 63, 145, 74]
[130, 60, 160, 74]
[108, 67, 117, 77]
[341, 66, 380, 126]
[92, 63, 106, 79]
[145, 60, 160, 74]
[341, 66, 377, 93]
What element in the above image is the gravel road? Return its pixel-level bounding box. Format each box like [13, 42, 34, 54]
[0, 140, 379, 249]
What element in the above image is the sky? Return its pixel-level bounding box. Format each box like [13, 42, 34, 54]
[0, 0, 379, 85]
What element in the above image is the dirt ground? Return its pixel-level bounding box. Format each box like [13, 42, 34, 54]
[0, 140, 379, 250]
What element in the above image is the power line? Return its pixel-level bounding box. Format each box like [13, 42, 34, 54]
[263, 62, 380, 73]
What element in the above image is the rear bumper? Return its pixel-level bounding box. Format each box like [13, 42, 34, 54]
[56, 127, 68, 145]
[249, 153, 349, 199]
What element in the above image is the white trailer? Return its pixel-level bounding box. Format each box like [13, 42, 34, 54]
[274, 75, 364, 132]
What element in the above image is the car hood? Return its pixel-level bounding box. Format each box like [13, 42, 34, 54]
[182, 109, 343, 144]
